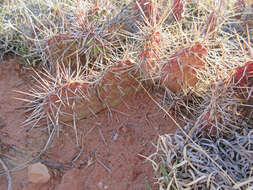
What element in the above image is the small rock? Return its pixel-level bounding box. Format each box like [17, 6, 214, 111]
[112, 132, 119, 141]
[97, 181, 103, 189]
[28, 162, 50, 184]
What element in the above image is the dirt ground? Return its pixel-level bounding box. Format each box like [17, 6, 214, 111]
[0, 58, 177, 190]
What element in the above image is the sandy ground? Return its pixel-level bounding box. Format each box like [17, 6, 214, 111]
[0, 58, 177, 190]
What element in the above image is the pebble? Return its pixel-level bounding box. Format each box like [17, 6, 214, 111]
[28, 162, 50, 184]
[98, 181, 103, 189]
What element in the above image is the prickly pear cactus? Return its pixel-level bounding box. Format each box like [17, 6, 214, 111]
[18, 0, 252, 136]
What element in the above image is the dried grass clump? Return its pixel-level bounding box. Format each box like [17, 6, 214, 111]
[0, 0, 121, 66]
[151, 122, 253, 189]
[0, 0, 76, 62]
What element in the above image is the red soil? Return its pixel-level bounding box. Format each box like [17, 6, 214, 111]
[0, 58, 177, 190]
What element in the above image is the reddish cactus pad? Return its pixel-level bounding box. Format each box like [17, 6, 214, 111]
[161, 43, 207, 93]
[233, 61, 253, 102]
[233, 61, 253, 86]
[44, 61, 141, 122]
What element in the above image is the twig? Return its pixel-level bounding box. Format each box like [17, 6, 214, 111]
[0, 158, 12, 190]
[98, 127, 107, 146]
[95, 154, 112, 174]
